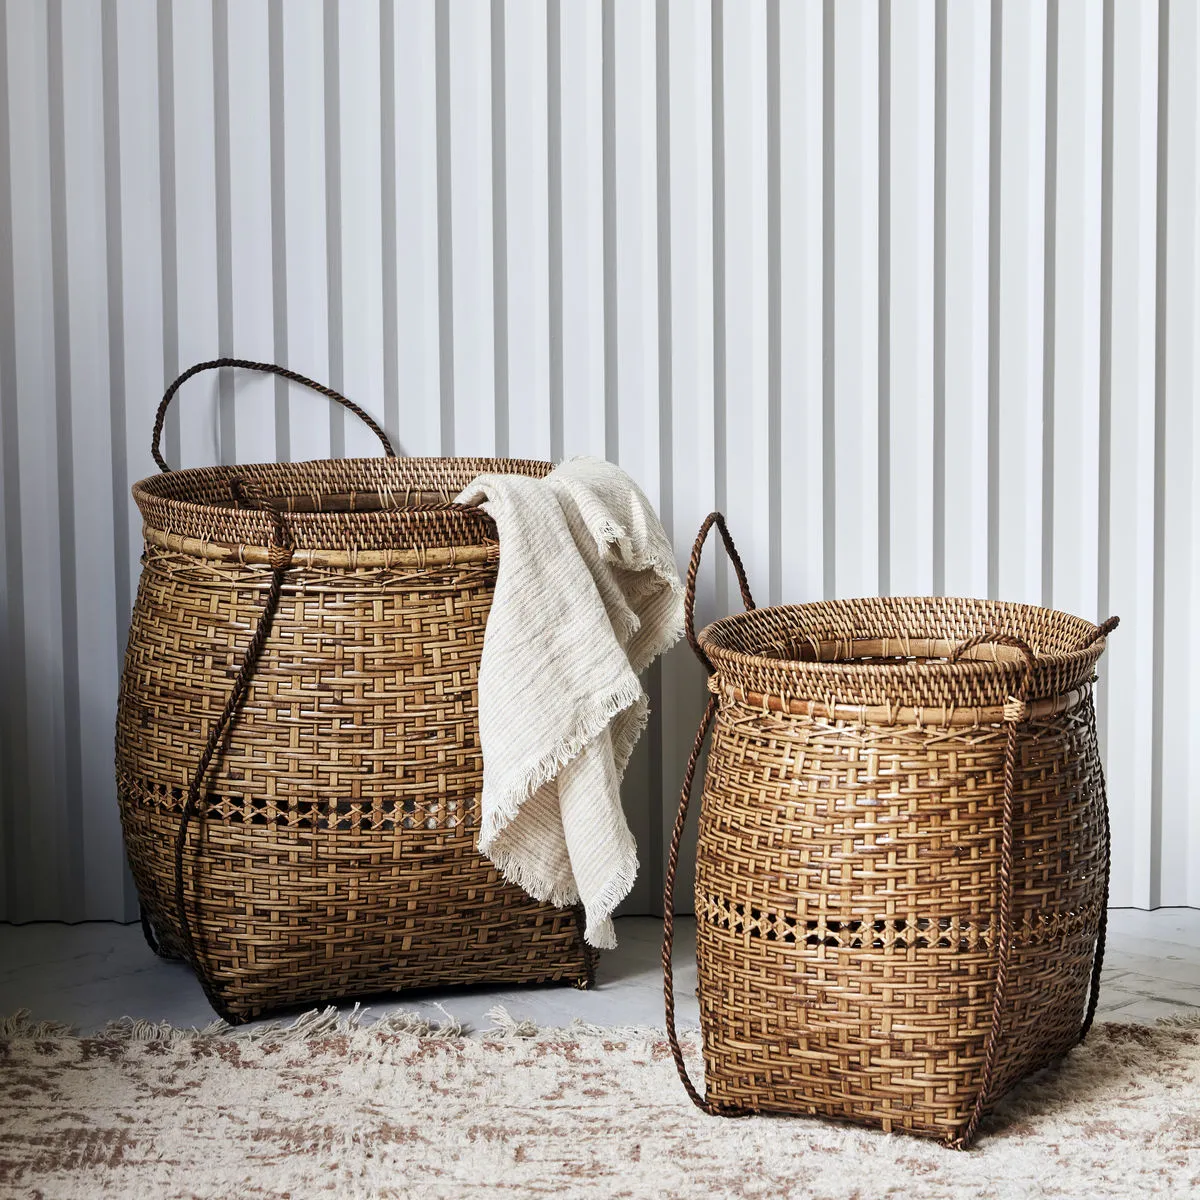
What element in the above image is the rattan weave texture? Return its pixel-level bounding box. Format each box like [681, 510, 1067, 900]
[117, 361, 593, 1022]
[663, 513, 1116, 1148]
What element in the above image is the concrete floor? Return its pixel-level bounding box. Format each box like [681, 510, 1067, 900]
[2, 910, 1199, 1034]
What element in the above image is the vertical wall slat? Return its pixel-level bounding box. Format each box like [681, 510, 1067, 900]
[660, 0, 715, 905]
[0, 0, 16, 917]
[831, 0, 880, 599]
[609, 0, 661, 914]
[1105, 0, 1160, 909]
[391, 0, 442, 456]
[47, 0, 84, 920]
[777, 0, 825, 607]
[940, 0, 991, 599]
[447, 0, 496, 457]
[1188, 10, 1200, 909]
[886, 0, 936, 597]
[170, 0, 220, 469]
[719, 0, 770, 608]
[0, 0, 18, 917]
[224, 0, 276, 465]
[280, 0, 332, 463]
[501, 0, 553, 461]
[1049, 0, 1103, 623]
[611, 0, 659, 495]
[556, 0, 605, 458]
[1160, 0, 1198, 907]
[5, 0, 67, 919]
[60, 0, 124, 918]
[112, 0, 164, 667]
[337, 0, 386, 460]
[994, 0, 1048, 606]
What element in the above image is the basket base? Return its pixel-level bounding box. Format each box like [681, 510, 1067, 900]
[151, 929, 598, 1025]
[123, 803, 597, 1023]
[696, 917, 1097, 1145]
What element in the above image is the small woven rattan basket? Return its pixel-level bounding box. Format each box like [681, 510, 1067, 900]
[118, 360, 594, 1022]
[663, 513, 1118, 1148]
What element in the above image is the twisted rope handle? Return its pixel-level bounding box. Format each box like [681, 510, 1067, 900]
[152, 358, 397, 472]
[663, 513, 757, 1114]
[171, 480, 294, 1023]
[1078, 614, 1120, 650]
[1076, 614, 1118, 1043]
[945, 616, 1117, 1147]
[684, 512, 756, 672]
[662, 695, 744, 1115]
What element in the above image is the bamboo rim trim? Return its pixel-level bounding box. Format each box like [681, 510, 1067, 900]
[143, 525, 499, 569]
[698, 621, 1103, 687]
[710, 677, 1093, 727]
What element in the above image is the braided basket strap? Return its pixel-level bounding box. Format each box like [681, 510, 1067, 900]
[684, 512, 755, 672]
[152, 358, 396, 472]
[947, 617, 1116, 1148]
[172, 483, 293, 1023]
[661, 695, 745, 1116]
[1077, 614, 1118, 1043]
[664, 512, 758, 1114]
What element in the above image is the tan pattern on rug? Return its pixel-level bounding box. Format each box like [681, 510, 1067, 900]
[2, 1010, 1197, 1199]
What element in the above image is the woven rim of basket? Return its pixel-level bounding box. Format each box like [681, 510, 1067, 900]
[698, 596, 1108, 712]
[132, 457, 552, 560]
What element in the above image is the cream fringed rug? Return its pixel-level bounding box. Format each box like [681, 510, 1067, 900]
[2, 1010, 1198, 1200]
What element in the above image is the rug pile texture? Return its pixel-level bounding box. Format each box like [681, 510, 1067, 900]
[2, 1008, 1197, 1199]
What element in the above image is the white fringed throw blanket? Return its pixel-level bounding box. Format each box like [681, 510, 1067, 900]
[455, 457, 683, 949]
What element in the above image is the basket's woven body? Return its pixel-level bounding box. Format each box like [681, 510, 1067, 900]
[663, 517, 1116, 1149]
[118, 453, 595, 1021]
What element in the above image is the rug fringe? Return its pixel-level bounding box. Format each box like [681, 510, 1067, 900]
[6, 1006, 1192, 1044]
[1142, 1011, 1200, 1029]
[0, 1003, 464, 1043]
[485, 1005, 540, 1038]
[0, 1010, 77, 1039]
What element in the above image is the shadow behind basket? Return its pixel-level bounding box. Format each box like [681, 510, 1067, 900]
[663, 513, 1117, 1149]
[117, 362, 594, 1022]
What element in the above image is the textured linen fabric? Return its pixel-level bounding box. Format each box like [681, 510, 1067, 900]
[455, 457, 683, 948]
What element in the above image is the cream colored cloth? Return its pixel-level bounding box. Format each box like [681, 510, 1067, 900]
[455, 457, 684, 949]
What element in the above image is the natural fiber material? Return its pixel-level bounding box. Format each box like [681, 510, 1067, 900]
[2, 1012, 1197, 1199]
[456, 457, 684, 949]
[117, 362, 595, 1024]
[664, 513, 1117, 1148]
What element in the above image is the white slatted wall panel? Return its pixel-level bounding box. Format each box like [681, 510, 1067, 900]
[1, 0, 1196, 921]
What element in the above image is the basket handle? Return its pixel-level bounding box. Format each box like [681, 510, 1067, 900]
[1078, 615, 1120, 649]
[945, 624, 1117, 1146]
[151, 358, 397, 472]
[685, 513, 756, 674]
[172, 483, 294, 1023]
[661, 693, 744, 1117]
[659, 512, 755, 1114]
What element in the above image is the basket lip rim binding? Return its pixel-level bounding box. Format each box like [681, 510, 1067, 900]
[132, 455, 554, 510]
[696, 595, 1108, 681]
[131, 456, 554, 554]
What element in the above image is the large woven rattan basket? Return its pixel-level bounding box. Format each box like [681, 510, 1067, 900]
[118, 360, 595, 1022]
[663, 513, 1118, 1149]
